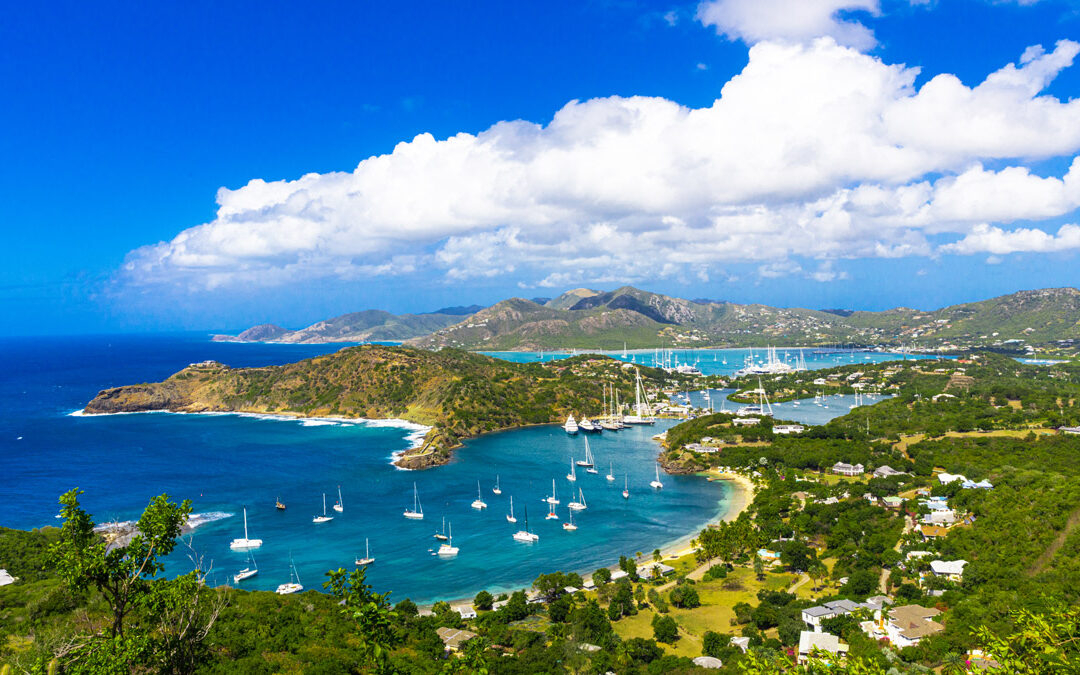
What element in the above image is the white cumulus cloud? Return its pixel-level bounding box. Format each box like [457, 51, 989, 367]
[939, 223, 1080, 255]
[696, 0, 880, 50]
[122, 39, 1080, 291]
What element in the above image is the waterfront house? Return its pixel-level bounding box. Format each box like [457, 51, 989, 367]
[732, 417, 760, 426]
[454, 605, 477, 619]
[773, 424, 805, 435]
[929, 559, 967, 582]
[637, 563, 675, 579]
[882, 605, 944, 648]
[832, 462, 865, 477]
[798, 631, 849, 664]
[437, 627, 479, 652]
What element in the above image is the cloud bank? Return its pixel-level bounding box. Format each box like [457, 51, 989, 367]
[123, 36, 1080, 291]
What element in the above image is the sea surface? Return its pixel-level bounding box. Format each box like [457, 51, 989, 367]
[1, 335, 927, 603]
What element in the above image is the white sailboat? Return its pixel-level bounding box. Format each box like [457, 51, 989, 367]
[492, 474, 502, 495]
[506, 495, 517, 523]
[333, 486, 344, 513]
[513, 505, 539, 542]
[437, 522, 459, 556]
[567, 458, 577, 482]
[545, 479, 559, 505]
[276, 558, 303, 595]
[404, 483, 424, 520]
[229, 506, 263, 550]
[650, 463, 664, 489]
[434, 516, 448, 541]
[234, 551, 258, 583]
[606, 461, 615, 482]
[545, 500, 559, 520]
[568, 487, 587, 511]
[622, 474, 630, 499]
[576, 437, 594, 467]
[562, 509, 578, 531]
[355, 538, 374, 566]
[471, 481, 488, 510]
[312, 493, 333, 523]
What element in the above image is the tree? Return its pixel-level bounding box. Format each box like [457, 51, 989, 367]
[808, 560, 828, 591]
[47, 488, 220, 673]
[503, 591, 529, 621]
[474, 590, 493, 611]
[779, 540, 815, 572]
[593, 567, 611, 585]
[324, 566, 399, 672]
[570, 600, 612, 644]
[651, 614, 679, 643]
[653, 548, 662, 563]
[669, 583, 700, 609]
[753, 555, 765, 581]
[548, 595, 571, 623]
[621, 637, 662, 664]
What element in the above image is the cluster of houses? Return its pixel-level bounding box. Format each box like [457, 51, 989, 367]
[796, 594, 948, 659]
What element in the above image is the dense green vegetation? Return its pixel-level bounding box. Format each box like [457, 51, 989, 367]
[85, 346, 698, 468]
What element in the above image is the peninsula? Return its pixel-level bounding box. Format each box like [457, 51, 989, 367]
[82, 344, 695, 469]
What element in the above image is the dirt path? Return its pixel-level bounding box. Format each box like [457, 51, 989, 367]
[1029, 503, 1080, 575]
[786, 573, 810, 594]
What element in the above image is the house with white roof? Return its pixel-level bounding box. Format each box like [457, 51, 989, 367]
[937, 473, 967, 484]
[873, 465, 907, 478]
[832, 462, 864, 477]
[801, 599, 863, 631]
[773, 424, 805, 435]
[929, 559, 967, 582]
[922, 509, 957, 526]
[798, 630, 849, 664]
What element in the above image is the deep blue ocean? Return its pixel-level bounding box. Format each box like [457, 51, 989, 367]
[1, 335, 937, 603]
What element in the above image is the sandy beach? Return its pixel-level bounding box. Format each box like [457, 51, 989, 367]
[657, 469, 756, 561]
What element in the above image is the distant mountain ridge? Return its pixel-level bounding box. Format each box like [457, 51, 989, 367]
[213, 308, 477, 344]
[405, 286, 1080, 351]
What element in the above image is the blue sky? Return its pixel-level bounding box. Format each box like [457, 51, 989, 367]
[2, 0, 1080, 334]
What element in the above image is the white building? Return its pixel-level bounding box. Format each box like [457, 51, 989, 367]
[832, 462, 865, 477]
[773, 424, 805, 435]
[929, 559, 967, 582]
[937, 472, 967, 484]
[798, 631, 849, 664]
[881, 605, 944, 648]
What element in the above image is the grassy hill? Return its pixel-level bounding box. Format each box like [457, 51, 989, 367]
[406, 286, 1080, 352]
[82, 345, 692, 469]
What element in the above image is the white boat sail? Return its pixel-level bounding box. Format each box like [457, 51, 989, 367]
[313, 493, 333, 523]
[434, 516, 448, 541]
[563, 414, 579, 435]
[568, 487, 587, 511]
[606, 461, 615, 482]
[404, 483, 424, 520]
[650, 463, 664, 489]
[545, 500, 559, 520]
[545, 479, 559, 505]
[493, 474, 502, 495]
[333, 486, 344, 513]
[622, 474, 630, 499]
[437, 522, 459, 557]
[566, 457, 577, 482]
[234, 551, 258, 583]
[355, 538, 374, 566]
[513, 505, 539, 542]
[230, 506, 263, 550]
[622, 368, 656, 424]
[506, 495, 517, 523]
[471, 481, 488, 510]
[576, 437, 595, 467]
[276, 558, 303, 595]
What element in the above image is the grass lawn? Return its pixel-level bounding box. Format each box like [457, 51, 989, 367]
[612, 566, 813, 659]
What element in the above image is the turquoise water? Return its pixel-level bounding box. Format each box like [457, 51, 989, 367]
[675, 388, 892, 426]
[483, 347, 944, 376]
[3, 334, 906, 604]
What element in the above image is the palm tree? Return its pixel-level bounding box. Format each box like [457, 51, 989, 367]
[941, 651, 967, 674]
[753, 555, 765, 581]
[653, 548, 662, 564]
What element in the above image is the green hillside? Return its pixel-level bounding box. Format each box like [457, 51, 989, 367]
[83, 345, 693, 469]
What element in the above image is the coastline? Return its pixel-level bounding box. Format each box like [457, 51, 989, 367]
[416, 466, 756, 610]
[70, 407, 432, 467]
